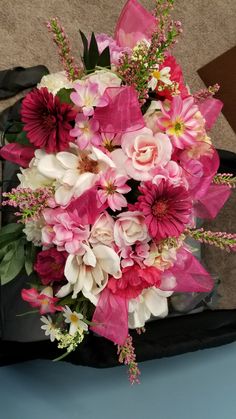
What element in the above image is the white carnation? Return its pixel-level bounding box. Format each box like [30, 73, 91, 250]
[37, 71, 73, 95]
[23, 218, 45, 246]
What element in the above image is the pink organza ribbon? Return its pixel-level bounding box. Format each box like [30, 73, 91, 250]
[66, 188, 106, 224]
[115, 0, 157, 48]
[91, 287, 128, 345]
[161, 247, 214, 293]
[0, 143, 35, 167]
[194, 183, 231, 219]
[198, 98, 223, 131]
[94, 86, 144, 133]
[183, 145, 220, 200]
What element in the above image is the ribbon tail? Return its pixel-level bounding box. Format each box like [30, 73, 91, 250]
[161, 247, 214, 293]
[194, 183, 231, 219]
[0, 143, 35, 167]
[91, 288, 128, 345]
[198, 98, 223, 130]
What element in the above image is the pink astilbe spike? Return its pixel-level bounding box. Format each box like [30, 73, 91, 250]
[47, 17, 83, 81]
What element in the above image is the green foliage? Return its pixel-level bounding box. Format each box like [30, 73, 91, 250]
[0, 223, 38, 285]
[4, 123, 31, 146]
[80, 30, 111, 72]
[0, 238, 25, 285]
[25, 242, 37, 276]
[56, 88, 74, 104]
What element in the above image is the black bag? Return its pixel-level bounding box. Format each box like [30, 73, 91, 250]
[1, 67, 236, 368]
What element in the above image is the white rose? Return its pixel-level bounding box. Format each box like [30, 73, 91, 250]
[37, 71, 74, 95]
[114, 211, 149, 248]
[89, 212, 115, 246]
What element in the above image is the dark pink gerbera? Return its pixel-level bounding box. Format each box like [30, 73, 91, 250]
[136, 180, 192, 240]
[21, 87, 76, 153]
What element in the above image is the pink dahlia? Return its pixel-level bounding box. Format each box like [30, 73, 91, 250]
[21, 87, 76, 153]
[157, 96, 200, 149]
[136, 180, 192, 240]
[34, 248, 67, 285]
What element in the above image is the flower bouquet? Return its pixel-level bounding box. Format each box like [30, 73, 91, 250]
[0, 0, 236, 383]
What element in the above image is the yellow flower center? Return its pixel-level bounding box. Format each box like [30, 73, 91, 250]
[153, 70, 161, 80]
[70, 314, 78, 324]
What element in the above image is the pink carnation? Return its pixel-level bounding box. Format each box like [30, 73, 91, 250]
[107, 265, 161, 299]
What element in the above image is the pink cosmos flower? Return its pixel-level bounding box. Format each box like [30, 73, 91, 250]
[34, 248, 67, 285]
[136, 179, 193, 240]
[21, 87, 76, 153]
[70, 80, 108, 117]
[42, 207, 90, 254]
[21, 286, 62, 314]
[95, 33, 131, 66]
[96, 168, 131, 211]
[70, 114, 101, 149]
[107, 265, 161, 299]
[157, 96, 200, 149]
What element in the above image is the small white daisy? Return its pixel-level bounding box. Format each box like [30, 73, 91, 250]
[63, 306, 88, 336]
[40, 315, 58, 342]
[148, 65, 172, 91]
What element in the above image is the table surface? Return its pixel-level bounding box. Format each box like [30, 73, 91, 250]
[0, 342, 236, 419]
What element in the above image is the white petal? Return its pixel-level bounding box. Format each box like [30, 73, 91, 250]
[144, 288, 169, 317]
[56, 152, 78, 169]
[74, 172, 96, 197]
[92, 245, 121, 278]
[37, 154, 65, 179]
[82, 244, 96, 267]
[64, 254, 79, 284]
[69, 322, 78, 336]
[91, 146, 115, 168]
[55, 185, 75, 206]
[62, 170, 79, 186]
[148, 77, 157, 90]
[56, 282, 73, 298]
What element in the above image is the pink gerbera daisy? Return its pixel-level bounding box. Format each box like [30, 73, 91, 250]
[21, 87, 76, 153]
[136, 179, 192, 240]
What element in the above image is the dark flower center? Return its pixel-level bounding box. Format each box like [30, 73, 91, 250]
[152, 199, 168, 218]
[42, 113, 57, 129]
[79, 155, 99, 174]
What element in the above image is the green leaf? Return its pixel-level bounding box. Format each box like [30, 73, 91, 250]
[56, 88, 74, 104]
[0, 238, 25, 285]
[79, 30, 89, 68]
[97, 46, 111, 68]
[0, 223, 24, 247]
[87, 32, 99, 71]
[15, 131, 31, 146]
[25, 242, 37, 276]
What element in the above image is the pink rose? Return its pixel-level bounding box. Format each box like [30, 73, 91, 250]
[120, 127, 172, 181]
[114, 211, 149, 248]
[89, 212, 115, 246]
